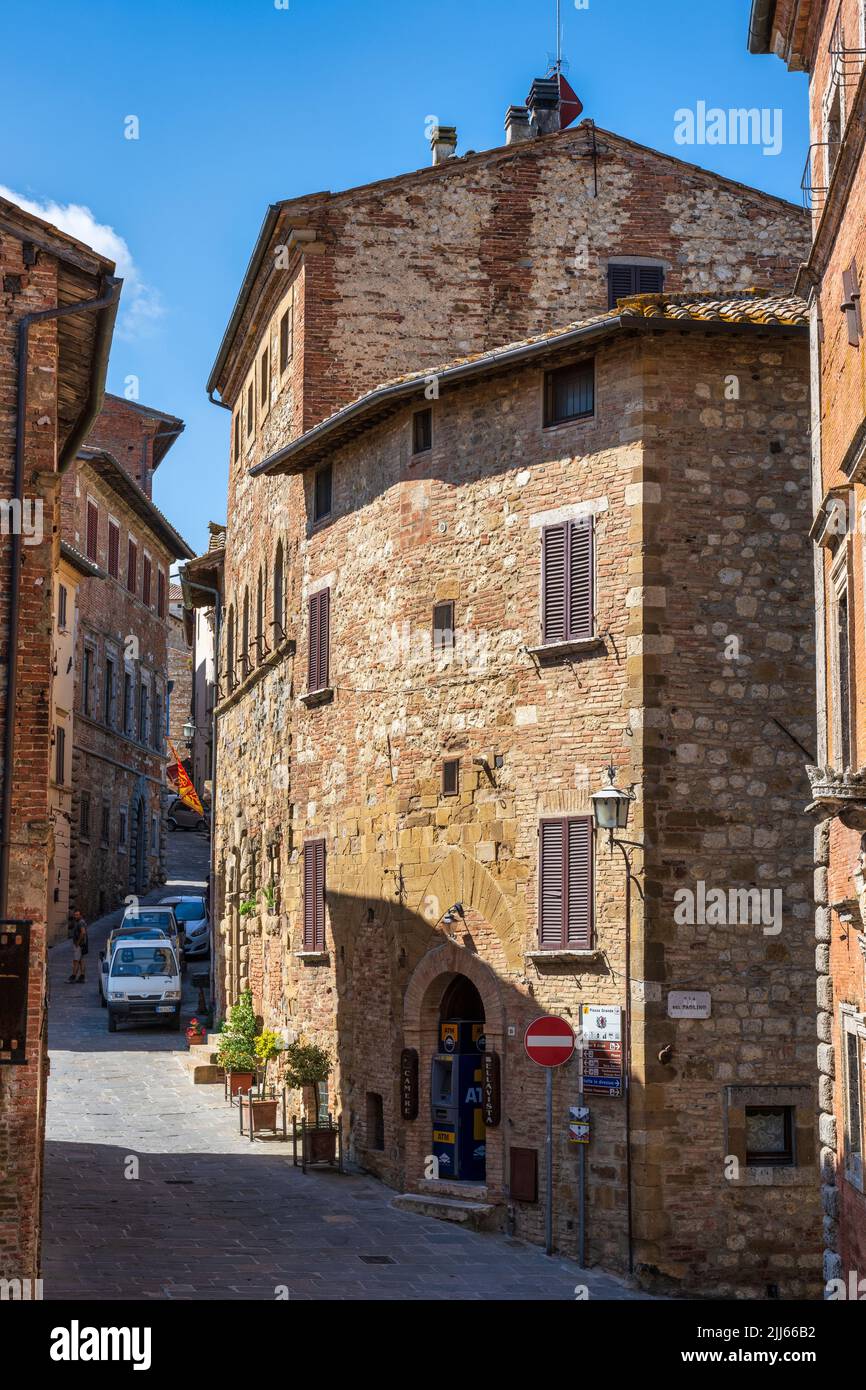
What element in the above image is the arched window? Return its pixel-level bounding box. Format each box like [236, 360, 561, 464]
[256, 568, 264, 664]
[273, 540, 284, 644]
[241, 588, 250, 678]
[225, 604, 235, 691]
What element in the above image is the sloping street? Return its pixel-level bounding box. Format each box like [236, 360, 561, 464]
[41, 830, 646, 1302]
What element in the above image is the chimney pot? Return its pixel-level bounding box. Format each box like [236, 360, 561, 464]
[505, 105, 533, 145]
[527, 77, 561, 136]
[430, 124, 458, 166]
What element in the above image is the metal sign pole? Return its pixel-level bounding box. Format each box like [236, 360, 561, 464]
[545, 1066, 554, 1255]
[578, 1042, 586, 1266]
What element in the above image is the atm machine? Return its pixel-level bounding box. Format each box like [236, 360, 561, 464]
[430, 1019, 486, 1181]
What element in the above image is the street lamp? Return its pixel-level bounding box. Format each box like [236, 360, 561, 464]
[590, 764, 634, 838]
[182, 719, 196, 741]
[589, 763, 642, 1278]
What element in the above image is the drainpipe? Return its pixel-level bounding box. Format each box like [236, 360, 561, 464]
[0, 275, 122, 917]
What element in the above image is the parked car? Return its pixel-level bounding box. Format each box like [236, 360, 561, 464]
[98, 925, 171, 1006]
[119, 905, 183, 960]
[166, 797, 208, 832]
[105, 942, 182, 1032]
[159, 894, 210, 959]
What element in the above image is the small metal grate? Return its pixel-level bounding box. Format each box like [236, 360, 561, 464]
[358, 1255, 395, 1265]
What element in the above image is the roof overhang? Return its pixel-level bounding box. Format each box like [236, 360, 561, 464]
[251, 306, 808, 479]
[59, 539, 106, 581]
[77, 447, 195, 560]
[179, 548, 225, 608]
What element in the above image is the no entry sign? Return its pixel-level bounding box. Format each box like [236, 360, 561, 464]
[524, 1014, 575, 1068]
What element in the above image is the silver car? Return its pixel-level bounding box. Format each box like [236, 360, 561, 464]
[160, 894, 210, 959]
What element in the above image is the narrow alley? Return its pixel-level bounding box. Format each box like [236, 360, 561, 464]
[40, 830, 644, 1302]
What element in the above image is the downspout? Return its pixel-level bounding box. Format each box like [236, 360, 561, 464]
[0, 275, 121, 917]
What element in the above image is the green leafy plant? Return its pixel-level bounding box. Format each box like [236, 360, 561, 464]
[216, 1033, 257, 1073]
[224, 989, 257, 1043]
[239, 897, 258, 917]
[254, 1028, 283, 1091]
[216, 988, 258, 1072]
[283, 1037, 332, 1118]
[262, 883, 277, 912]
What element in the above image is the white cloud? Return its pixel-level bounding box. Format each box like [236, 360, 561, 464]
[0, 184, 164, 341]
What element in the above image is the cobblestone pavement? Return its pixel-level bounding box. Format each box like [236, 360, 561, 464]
[42, 831, 650, 1301]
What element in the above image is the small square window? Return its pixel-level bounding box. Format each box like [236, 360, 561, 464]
[314, 463, 332, 522]
[745, 1106, 795, 1166]
[412, 408, 432, 455]
[442, 758, 460, 796]
[544, 361, 594, 426]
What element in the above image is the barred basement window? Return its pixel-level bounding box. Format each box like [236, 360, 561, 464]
[544, 361, 594, 426]
[412, 407, 432, 455]
[442, 758, 460, 796]
[745, 1106, 795, 1166]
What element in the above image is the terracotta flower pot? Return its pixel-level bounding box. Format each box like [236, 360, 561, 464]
[247, 1097, 279, 1131]
[308, 1127, 338, 1164]
[186, 1029, 205, 1047]
[227, 1070, 255, 1097]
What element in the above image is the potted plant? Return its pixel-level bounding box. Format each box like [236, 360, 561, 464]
[241, 1029, 284, 1134]
[185, 1016, 206, 1046]
[283, 1039, 335, 1162]
[217, 989, 258, 1097]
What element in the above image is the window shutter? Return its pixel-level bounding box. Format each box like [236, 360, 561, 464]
[308, 587, 330, 692]
[568, 517, 594, 639]
[542, 524, 567, 643]
[842, 261, 862, 346]
[157, 570, 166, 618]
[127, 539, 138, 593]
[143, 555, 152, 607]
[608, 263, 664, 308]
[539, 820, 565, 946]
[566, 817, 593, 947]
[542, 519, 594, 643]
[303, 840, 325, 950]
[108, 521, 119, 578]
[86, 501, 99, 560]
[539, 816, 593, 949]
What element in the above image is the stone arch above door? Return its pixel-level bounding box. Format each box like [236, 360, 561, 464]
[403, 941, 505, 1035]
[411, 849, 522, 970]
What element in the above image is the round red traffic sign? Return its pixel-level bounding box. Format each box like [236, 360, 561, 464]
[524, 1014, 575, 1068]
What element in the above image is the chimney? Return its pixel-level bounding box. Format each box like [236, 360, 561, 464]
[505, 105, 533, 145]
[430, 125, 458, 166]
[527, 77, 560, 136]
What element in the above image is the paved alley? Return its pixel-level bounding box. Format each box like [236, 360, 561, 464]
[40, 830, 646, 1302]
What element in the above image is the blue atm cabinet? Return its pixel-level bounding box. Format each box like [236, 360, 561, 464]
[430, 1020, 486, 1181]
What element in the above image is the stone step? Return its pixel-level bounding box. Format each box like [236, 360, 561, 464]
[178, 1050, 224, 1085]
[187, 1040, 221, 1065]
[391, 1192, 502, 1232]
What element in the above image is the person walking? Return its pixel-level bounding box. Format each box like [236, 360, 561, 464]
[69, 910, 88, 983]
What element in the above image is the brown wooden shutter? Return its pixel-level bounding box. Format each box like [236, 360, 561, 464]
[157, 570, 166, 618]
[542, 524, 567, 643]
[86, 500, 99, 560]
[842, 261, 863, 346]
[539, 819, 565, 946]
[542, 518, 593, 643]
[307, 587, 330, 691]
[566, 816, 593, 947]
[568, 517, 594, 639]
[142, 555, 152, 607]
[303, 840, 325, 950]
[539, 816, 593, 948]
[108, 521, 119, 578]
[127, 539, 138, 593]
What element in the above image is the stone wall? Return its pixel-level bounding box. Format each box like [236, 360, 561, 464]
[213, 322, 820, 1294]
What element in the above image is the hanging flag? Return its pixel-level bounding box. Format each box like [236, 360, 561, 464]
[559, 73, 583, 129]
[167, 739, 204, 816]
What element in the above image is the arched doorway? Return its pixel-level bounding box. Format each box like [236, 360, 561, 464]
[403, 941, 505, 1198]
[432, 975, 486, 1182]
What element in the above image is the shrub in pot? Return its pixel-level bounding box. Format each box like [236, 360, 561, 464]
[283, 1039, 336, 1160]
[217, 989, 259, 1095]
[245, 1029, 284, 1130]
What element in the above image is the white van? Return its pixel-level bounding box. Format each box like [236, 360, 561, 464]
[106, 942, 182, 1033]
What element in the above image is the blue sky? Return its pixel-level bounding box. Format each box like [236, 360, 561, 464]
[1, 0, 808, 557]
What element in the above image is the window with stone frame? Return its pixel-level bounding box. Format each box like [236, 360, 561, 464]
[103, 655, 116, 728]
[744, 1105, 795, 1167]
[100, 803, 110, 847]
[272, 542, 285, 644]
[842, 1008, 865, 1192]
[79, 792, 91, 840]
[118, 808, 128, 848]
[82, 643, 96, 718]
[123, 671, 133, 737]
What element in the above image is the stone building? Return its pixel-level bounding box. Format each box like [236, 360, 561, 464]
[0, 194, 119, 1283]
[48, 541, 103, 946]
[167, 580, 193, 766]
[179, 523, 225, 807]
[207, 97, 820, 1293]
[749, 0, 866, 1292]
[60, 399, 193, 920]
